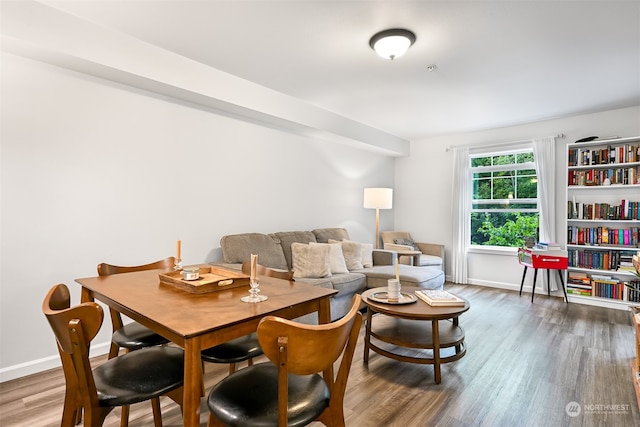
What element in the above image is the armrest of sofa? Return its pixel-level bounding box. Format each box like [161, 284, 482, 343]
[383, 243, 414, 252]
[372, 249, 397, 266]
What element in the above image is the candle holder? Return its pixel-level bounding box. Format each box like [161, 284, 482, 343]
[174, 258, 183, 271]
[241, 278, 268, 303]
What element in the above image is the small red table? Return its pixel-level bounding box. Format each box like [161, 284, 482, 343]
[517, 247, 569, 303]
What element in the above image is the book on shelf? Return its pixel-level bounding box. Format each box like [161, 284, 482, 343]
[415, 289, 465, 307]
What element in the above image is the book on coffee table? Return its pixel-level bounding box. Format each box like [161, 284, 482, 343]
[415, 289, 465, 306]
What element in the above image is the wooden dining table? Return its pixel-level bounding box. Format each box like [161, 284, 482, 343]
[76, 267, 337, 427]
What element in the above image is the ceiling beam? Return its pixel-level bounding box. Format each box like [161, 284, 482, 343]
[1, 0, 409, 156]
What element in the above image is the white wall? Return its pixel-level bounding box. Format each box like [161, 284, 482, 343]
[0, 53, 395, 381]
[395, 106, 640, 295]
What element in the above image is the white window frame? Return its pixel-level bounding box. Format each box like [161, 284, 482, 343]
[469, 147, 539, 248]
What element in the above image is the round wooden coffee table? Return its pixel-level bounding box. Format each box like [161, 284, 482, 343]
[362, 286, 470, 384]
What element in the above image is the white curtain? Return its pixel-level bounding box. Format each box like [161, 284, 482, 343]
[532, 136, 557, 291]
[451, 146, 471, 284]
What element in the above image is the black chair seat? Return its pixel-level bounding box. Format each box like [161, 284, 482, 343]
[207, 363, 329, 427]
[201, 333, 263, 364]
[95, 346, 184, 407]
[112, 322, 170, 350]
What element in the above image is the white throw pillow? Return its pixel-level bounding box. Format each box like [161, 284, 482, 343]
[329, 239, 372, 269]
[347, 240, 373, 268]
[329, 239, 363, 270]
[291, 242, 331, 279]
[310, 242, 349, 274]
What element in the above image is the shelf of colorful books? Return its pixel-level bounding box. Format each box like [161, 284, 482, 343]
[567, 269, 640, 306]
[567, 248, 639, 273]
[566, 228, 640, 246]
[567, 199, 639, 221]
[566, 136, 640, 310]
[568, 136, 640, 166]
[568, 220, 640, 223]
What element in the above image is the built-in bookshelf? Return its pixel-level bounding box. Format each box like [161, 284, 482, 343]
[565, 136, 640, 310]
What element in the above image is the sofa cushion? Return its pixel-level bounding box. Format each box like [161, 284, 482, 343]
[291, 242, 331, 279]
[310, 242, 349, 274]
[418, 254, 443, 267]
[328, 273, 366, 297]
[357, 264, 444, 290]
[312, 227, 350, 243]
[220, 233, 288, 270]
[271, 231, 318, 270]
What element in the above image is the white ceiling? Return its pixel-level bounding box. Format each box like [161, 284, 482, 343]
[24, 1, 640, 141]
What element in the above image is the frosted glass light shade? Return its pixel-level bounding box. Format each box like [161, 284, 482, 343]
[363, 188, 393, 209]
[369, 29, 416, 60]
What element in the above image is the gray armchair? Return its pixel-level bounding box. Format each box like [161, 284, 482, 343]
[381, 231, 444, 271]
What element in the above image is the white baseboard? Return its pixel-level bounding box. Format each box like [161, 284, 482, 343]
[0, 341, 110, 383]
[464, 278, 566, 298]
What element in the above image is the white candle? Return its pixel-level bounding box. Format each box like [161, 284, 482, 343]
[251, 254, 257, 281]
[395, 257, 400, 282]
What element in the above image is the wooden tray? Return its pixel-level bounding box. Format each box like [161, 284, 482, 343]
[159, 266, 250, 294]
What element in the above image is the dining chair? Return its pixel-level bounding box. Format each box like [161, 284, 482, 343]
[96, 257, 174, 425]
[206, 294, 362, 427]
[97, 257, 174, 358]
[42, 284, 184, 427]
[200, 261, 294, 375]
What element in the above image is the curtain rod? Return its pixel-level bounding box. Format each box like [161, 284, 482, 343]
[445, 133, 565, 152]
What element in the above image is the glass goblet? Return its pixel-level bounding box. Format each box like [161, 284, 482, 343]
[241, 278, 268, 302]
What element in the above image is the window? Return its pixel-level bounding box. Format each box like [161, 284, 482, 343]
[470, 149, 539, 247]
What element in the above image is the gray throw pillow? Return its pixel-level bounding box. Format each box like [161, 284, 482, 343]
[394, 238, 419, 251]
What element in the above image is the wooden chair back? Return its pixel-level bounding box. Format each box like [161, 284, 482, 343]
[241, 260, 294, 281]
[257, 294, 362, 427]
[43, 284, 105, 424]
[97, 256, 175, 276]
[97, 257, 174, 357]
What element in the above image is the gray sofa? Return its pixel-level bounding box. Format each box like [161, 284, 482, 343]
[214, 227, 445, 322]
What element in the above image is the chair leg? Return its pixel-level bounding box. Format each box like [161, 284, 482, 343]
[108, 342, 121, 359]
[228, 363, 237, 375]
[119, 405, 129, 427]
[151, 397, 163, 427]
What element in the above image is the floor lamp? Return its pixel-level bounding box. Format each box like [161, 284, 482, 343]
[363, 188, 393, 249]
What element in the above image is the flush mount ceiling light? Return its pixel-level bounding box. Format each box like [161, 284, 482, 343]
[369, 28, 416, 60]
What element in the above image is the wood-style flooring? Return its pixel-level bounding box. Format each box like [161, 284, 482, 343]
[1, 284, 639, 426]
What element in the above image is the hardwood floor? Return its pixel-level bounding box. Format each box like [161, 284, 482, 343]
[1, 284, 638, 426]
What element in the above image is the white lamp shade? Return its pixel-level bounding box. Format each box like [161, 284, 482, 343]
[363, 188, 393, 209]
[372, 36, 412, 60]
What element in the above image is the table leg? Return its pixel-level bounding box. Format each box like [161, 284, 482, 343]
[363, 308, 373, 364]
[318, 297, 331, 324]
[519, 266, 528, 296]
[432, 319, 441, 384]
[531, 268, 538, 303]
[546, 269, 551, 297]
[183, 337, 203, 427]
[80, 287, 93, 303]
[557, 270, 569, 303]
[453, 317, 462, 353]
